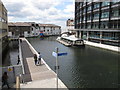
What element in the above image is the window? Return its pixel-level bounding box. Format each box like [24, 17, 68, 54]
[100, 22, 108, 29]
[93, 13, 99, 19]
[87, 14, 91, 20]
[111, 0, 119, 4]
[82, 24, 86, 29]
[87, 6, 92, 11]
[102, 2, 110, 6]
[111, 9, 119, 17]
[83, 8, 86, 13]
[47, 30, 49, 32]
[32, 24, 34, 26]
[92, 22, 99, 29]
[101, 12, 109, 18]
[87, 23, 91, 29]
[0, 29, 2, 34]
[111, 22, 119, 29]
[83, 16, 86, 21]
[28, 31, 30, 34]
[80, 3, 83, 7]
[0, 17, 2, 22]
[94, 3, 100, 9]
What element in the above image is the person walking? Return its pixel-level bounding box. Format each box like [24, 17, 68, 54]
[2, 72, 10, 89]
[38, 52, 42, 65]
[17, 55, 20, 65]
[34, 54, 37, 65]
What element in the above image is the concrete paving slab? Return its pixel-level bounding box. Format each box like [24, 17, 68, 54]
[21, 78, 67, 89]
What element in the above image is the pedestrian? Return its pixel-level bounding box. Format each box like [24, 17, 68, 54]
[34, 54, 37, 65]
[17, 55, 20, 65]
[2, 72, 10, 89]
[38, 52, 42, 65]
[20, 39, 22, 43]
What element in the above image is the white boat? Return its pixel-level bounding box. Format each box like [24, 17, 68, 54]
[56, 34, 84, 46]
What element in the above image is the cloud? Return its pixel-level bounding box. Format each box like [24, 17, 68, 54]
[63, 4, 75, 14]
[2, 0, 74, 28]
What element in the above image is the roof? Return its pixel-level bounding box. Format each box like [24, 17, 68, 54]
[8, 22, 35, 27]
[62, 35, 81, 41]
[38, 24, 61, 27]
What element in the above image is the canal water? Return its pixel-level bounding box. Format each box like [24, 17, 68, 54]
[27, 36, 119, 88]
[3, 40, 19, 67]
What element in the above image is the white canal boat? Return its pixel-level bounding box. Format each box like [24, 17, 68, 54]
[56, 34, 84, 46]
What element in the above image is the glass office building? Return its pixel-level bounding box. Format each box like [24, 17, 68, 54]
[75, 1, 120, 46]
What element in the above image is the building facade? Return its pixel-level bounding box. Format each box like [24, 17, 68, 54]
[8, 22, 38, 38]
[0, 0, 8, 61]
[8, 22, 61, 37]
[66, 19, 75, 33]
[74, 1, 120, 46]
[39, 24, 61, 36]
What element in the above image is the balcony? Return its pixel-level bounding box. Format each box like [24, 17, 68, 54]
[101, 18, 109, 21]
[111, 4, 120, 8]
[111, 17, 120, 20]
[93, 19, 99, 22]
[93, 9, 99, 12]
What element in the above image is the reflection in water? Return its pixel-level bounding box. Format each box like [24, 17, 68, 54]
[28, 36, 119, 88]
[3, 41, 19, 66]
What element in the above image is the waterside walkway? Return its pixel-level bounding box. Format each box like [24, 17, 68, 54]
[84, 40, 120, 52]
[20, 38, 67, 88]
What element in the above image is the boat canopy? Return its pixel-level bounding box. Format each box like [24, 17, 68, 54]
[62, 35, 81, 41]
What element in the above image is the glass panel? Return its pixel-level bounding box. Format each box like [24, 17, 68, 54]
[100, 22, 108, 29]
[101, 12, 109, 18]
[102, 2, 110, 6]
[87, 6, 92, 11]
[111, 9, 119, 17]
[87, 14, 91, 20]
[93, 13, 99, 19]
[94, 3, 100, 9]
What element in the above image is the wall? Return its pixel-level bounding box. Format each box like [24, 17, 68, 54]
[0, 65, 23, 88]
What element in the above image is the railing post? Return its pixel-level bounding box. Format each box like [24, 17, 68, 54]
[16, 76, 20, 90]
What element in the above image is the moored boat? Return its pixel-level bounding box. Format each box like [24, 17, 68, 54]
[56, 34, 84, 46]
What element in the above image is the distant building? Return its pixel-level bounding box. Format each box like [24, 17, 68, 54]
[66, 19, 75, 33]
[67, 19, 74, 27]
[8, 22, 38, 38]
[8, 22, 61, 37]
[0, 0, 8, 57]
[39, 24, 61, 36]
[74, 1, 120, 46]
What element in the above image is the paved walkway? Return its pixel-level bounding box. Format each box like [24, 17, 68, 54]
[20, 38, 67, 88]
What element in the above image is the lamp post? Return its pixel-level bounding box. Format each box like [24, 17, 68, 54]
[55, 47, 58, 90]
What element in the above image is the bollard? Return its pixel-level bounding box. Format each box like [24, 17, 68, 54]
[16, 76, 20, 90]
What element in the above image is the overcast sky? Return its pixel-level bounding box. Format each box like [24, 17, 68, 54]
[2, 0, 75, 30]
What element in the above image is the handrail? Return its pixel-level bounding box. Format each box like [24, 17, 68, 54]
[19, 38, 25, 74]
[19, 38, 25, 83]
